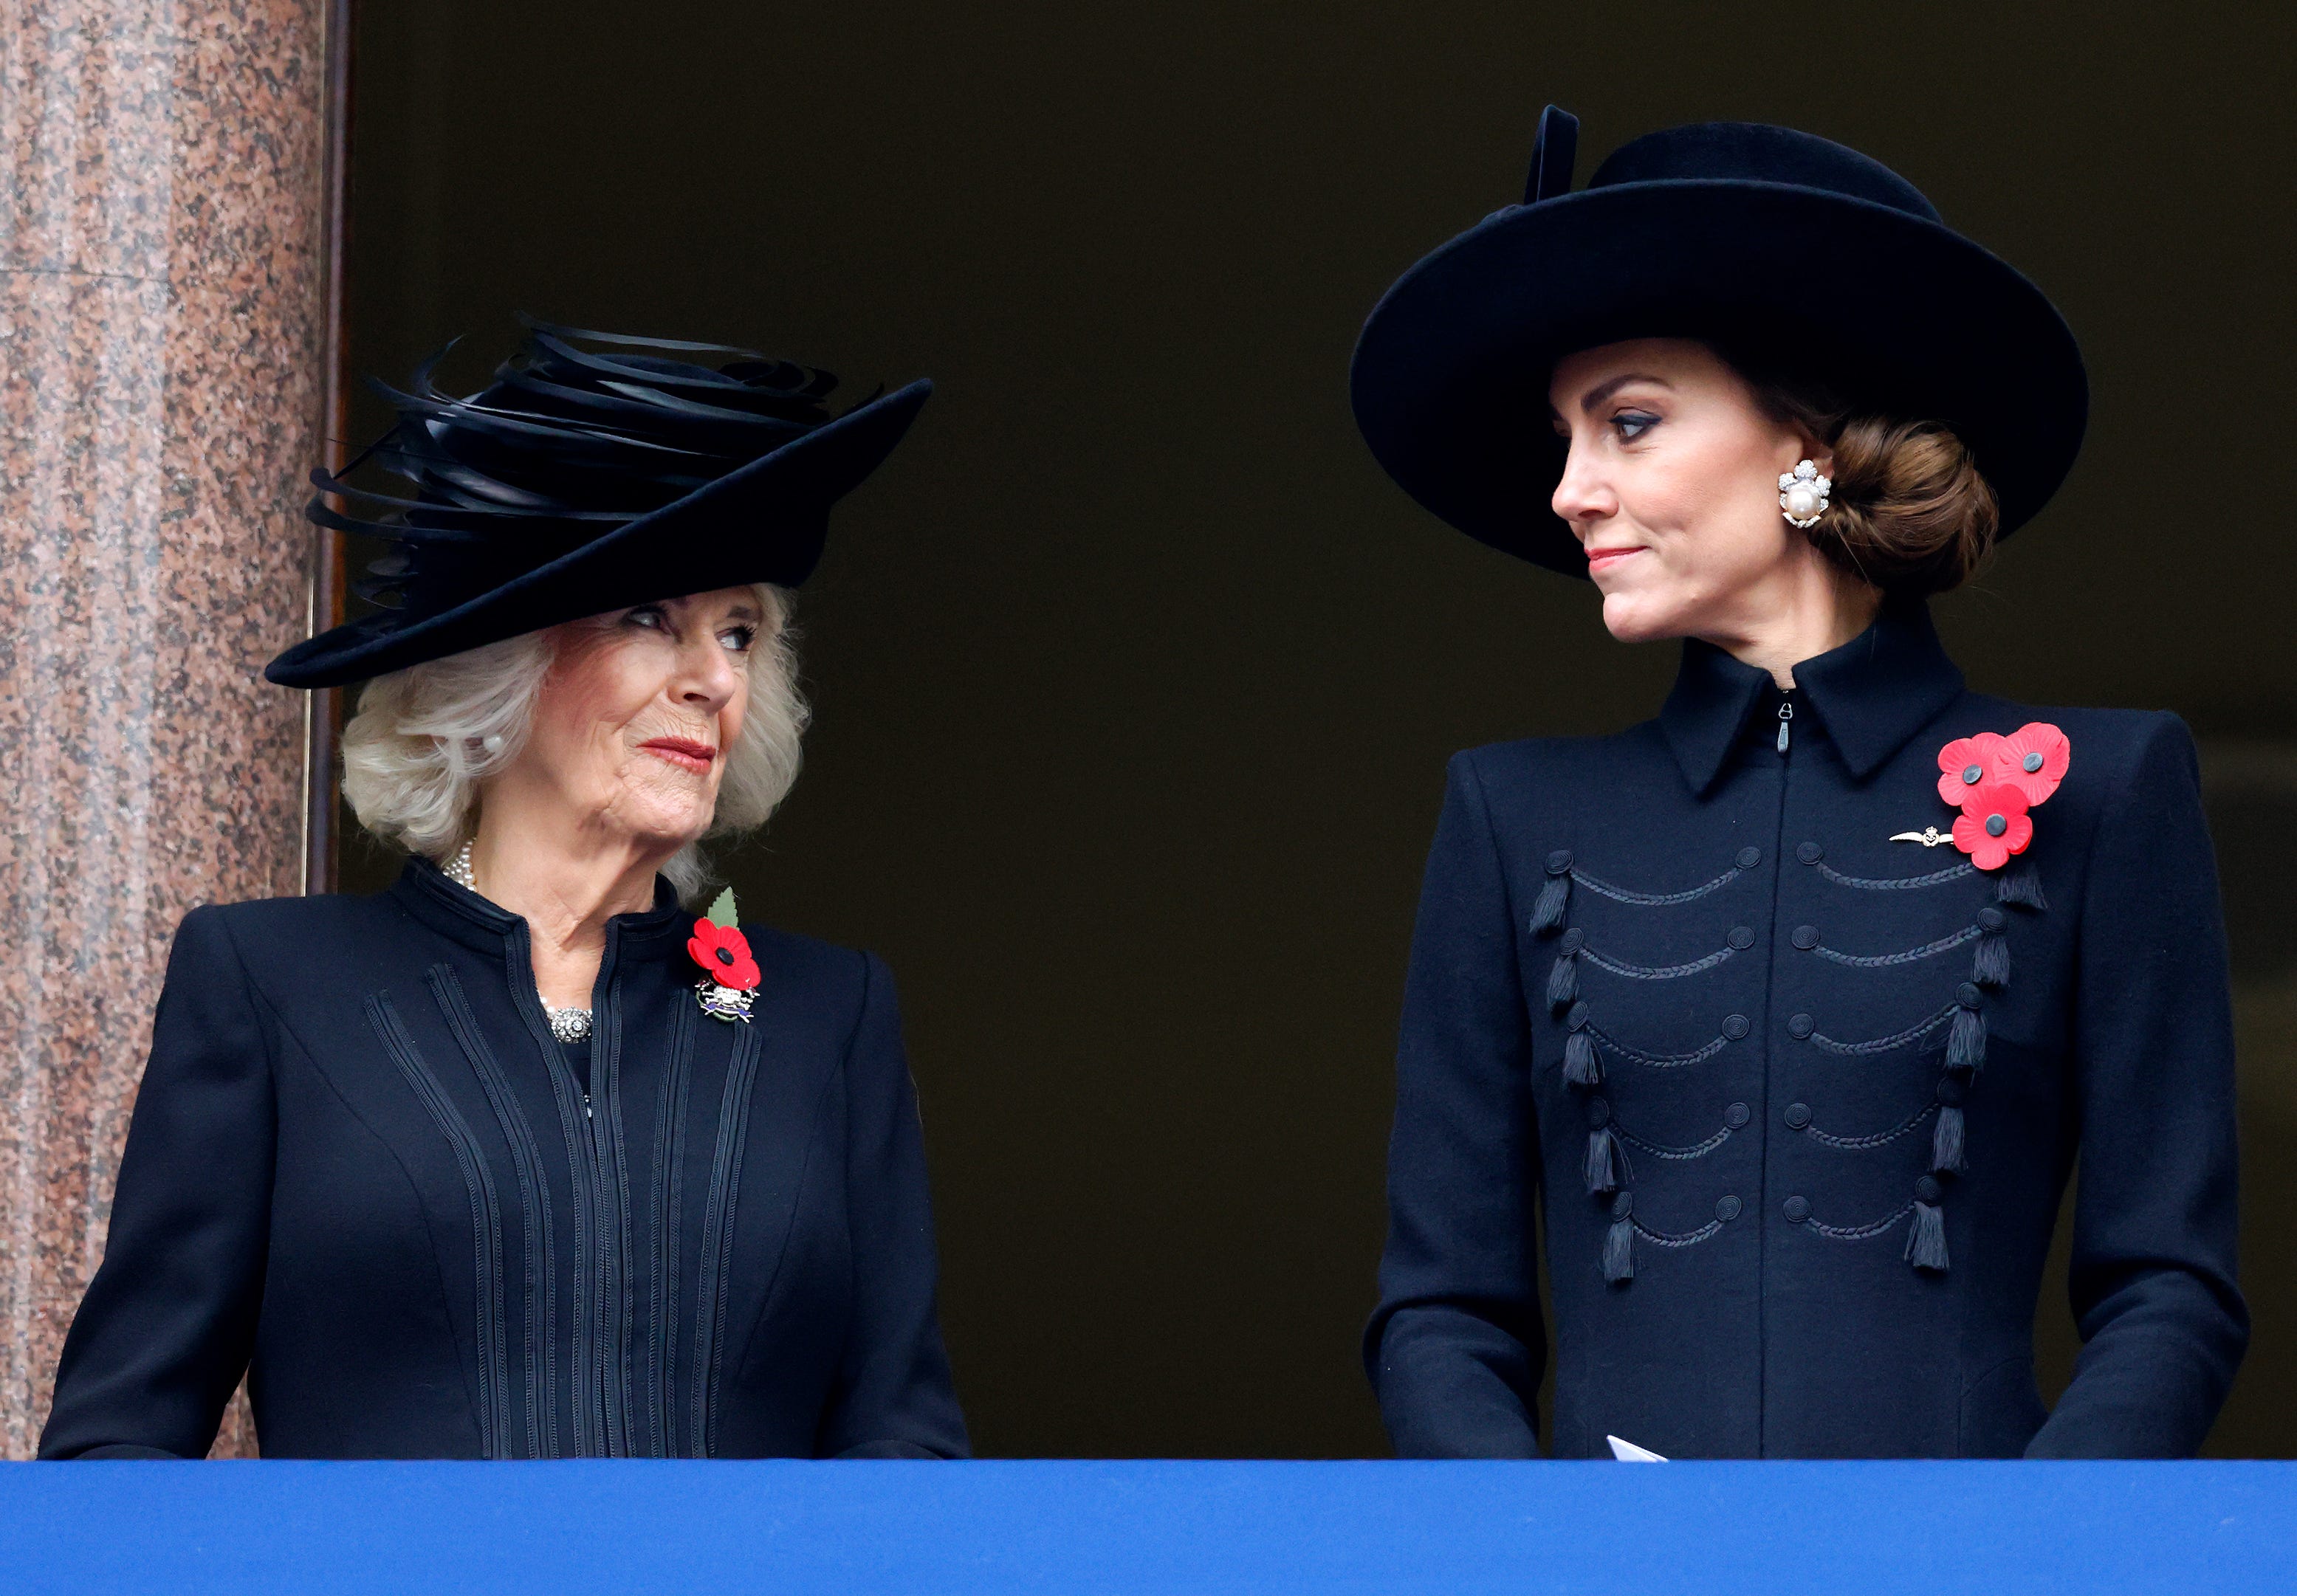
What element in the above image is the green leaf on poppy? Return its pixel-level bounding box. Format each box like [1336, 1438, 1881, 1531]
[704, 887, 739, 929]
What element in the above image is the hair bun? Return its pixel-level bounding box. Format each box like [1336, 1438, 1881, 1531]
[1817, 419, 2001, 594]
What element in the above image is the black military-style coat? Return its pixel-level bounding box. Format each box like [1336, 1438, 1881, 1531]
[1368, 604, 2247, 1459]
[41, 859, 968, 1460]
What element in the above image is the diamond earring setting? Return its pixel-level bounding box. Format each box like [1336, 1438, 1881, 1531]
[1779, 459, 1832, 528]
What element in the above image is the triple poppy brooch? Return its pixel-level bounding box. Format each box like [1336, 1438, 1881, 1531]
[1929, 723, 2071, 870]
[688, 888, 760, 1022]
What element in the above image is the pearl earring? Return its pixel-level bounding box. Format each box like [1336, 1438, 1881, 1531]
[481, 735, 504, 754]
[1779, 460, 1832, 529]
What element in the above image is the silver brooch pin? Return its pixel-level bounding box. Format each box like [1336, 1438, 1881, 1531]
[1889, 827, 1952, 847]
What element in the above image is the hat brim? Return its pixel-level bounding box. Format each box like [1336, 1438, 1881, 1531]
[267, 379, 932, 688]
[1350, 181, 2087, 576]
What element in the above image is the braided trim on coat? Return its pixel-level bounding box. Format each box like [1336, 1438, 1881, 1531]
[1805, 1202, 1915, 1242]
[1813, 925, 1982, 968]
[1799, 1101, 1938, 1150]
[1583, 944, 1737, 980]
[1813, 859, 1977, 891]
[1807, 1002, 1958, 1056]
[1585, 1023, 1730, 1069]
[1571, 865, 1743, 906]
[1632, 1217, 1724, 1248]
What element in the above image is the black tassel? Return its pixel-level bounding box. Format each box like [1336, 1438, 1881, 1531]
[1905, 1200, 1949, 1273]
[1547, 950, 1578, 1011]
[1603, 1194, 1635, 1284]
[1947, 1004, 1985, 1073]
[1530, 872, 1570, 937]
[1996, 861, 2047, 910]
[1972, 922, 2009, 988]
[1932, 1104, 1965, 1174]
[1563, 1028, 1601, 1087]
[1584, 1127, 1618, 1194]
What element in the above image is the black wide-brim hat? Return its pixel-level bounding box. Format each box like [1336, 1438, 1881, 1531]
[267, 321, 932, 688]
[1351, 110, 2088, 576]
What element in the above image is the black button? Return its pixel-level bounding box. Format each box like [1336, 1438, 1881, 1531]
[1587, 1098, 1611, 1128]
[1567, 1002, 1590, 1031]
[1977, 907, 2005, 932]
[1915, 1176, 1943, 1204]
[2023, 751, 2045, 773]
[1936, 1076, 1965, 1106]
[1716, 1195, 1743, 1222]
[1735, 846, 1762, 869]
[1723, 1101, 1751, 1129]
[1722, 1014, 1751, 1041]
[1962, 763, 1984, 785]
[1728, 925, 1755, 950]
[1985, 813, 2008, 837]
[1796, 842, 1823, 864]
[1791, 924, 1819, 950]
[1545, 848, 1573, 876]
[1783, 1102, 1812, 1129]
[1782, 1195, 1810, 1222]
[1788, 1013, 1815, 1039]
[1957, 983, 1982, 1008]
[1559, 926, 1586, 954]
[1611, 1191, 1633, 1220]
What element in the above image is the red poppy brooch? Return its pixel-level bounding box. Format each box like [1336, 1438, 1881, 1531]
[688, 888, 760, 1022]
[1919, 723, 2071, 870]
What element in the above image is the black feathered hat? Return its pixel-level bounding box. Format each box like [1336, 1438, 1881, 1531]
[266, 320, 931, 688]
[1351, 109, 2088, 576]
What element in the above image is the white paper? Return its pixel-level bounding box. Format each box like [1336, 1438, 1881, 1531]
[1606, 1434, 1669, 1462]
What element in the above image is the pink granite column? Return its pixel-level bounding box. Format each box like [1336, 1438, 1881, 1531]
[0, 0, 334, 1457]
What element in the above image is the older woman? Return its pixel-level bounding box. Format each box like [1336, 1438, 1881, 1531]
[1353, 112, 2245, 1458]
[41, 324, 968, 1460]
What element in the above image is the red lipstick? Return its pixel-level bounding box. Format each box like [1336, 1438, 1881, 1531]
[640, 737, 718, 774]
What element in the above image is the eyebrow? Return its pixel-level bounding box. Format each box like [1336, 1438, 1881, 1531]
[1558, 372, 1671, 419]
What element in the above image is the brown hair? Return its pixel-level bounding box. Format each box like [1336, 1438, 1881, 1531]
[1724, 349, 2001, 596]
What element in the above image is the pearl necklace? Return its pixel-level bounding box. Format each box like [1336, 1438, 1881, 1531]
[445, 841, 594, 1044]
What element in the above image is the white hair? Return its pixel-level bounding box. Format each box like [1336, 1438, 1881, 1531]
[340, 584, 808, 902]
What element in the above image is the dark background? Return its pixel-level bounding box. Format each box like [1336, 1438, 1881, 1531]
[341, 3, 2297, 1456]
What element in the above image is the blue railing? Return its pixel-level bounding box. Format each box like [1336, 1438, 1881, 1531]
[5, 1459, 2290, 1592]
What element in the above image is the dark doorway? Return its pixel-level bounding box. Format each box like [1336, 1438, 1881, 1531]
[342, 3, 2297, 1456]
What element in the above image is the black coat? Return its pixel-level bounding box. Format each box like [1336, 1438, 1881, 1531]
[41, 860, 969, 1460]
[1368, 605, 2246, 1458]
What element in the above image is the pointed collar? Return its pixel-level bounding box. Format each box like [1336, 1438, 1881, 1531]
[1658, 602, 1965, 794]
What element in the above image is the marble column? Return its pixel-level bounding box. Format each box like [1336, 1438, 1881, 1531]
[0, 0, 334, 1457]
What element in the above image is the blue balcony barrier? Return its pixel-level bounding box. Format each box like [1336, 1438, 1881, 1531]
[4, 1459, 2290, 1594]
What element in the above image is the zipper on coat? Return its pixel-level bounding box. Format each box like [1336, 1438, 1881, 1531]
[1776, 697, 1796, 755]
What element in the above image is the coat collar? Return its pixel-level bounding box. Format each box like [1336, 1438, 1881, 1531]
[389, 853, 692, 959]
[1658, 601, 1965, 794]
